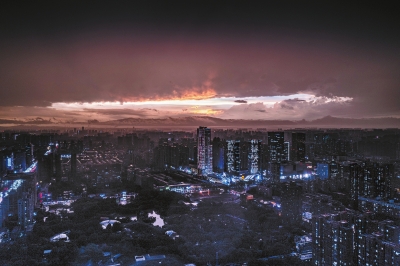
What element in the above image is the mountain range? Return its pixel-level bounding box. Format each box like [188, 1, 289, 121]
[1, 116, 400, 129]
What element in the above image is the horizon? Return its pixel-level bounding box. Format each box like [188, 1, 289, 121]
[1, 115, 400, 130]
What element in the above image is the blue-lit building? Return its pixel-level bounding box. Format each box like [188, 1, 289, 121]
[212, 137, 224, 173]
[0, 171, 37, 230]
[197, 127, 212, 175]
[316, 163, 329, 179]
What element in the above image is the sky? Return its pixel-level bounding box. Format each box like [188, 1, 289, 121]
[0, 2, 399, 124]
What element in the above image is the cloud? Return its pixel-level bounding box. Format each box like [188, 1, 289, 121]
[219, 96, 354, 120]
[0, 24, 399, 119]
[83, 108, 158, 116]
[280, 104, 294, 110]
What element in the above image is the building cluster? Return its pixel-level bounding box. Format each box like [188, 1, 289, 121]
[0, 126, 399, 264]
[0, 173, 37, 235]
[312, 211, 400, 265]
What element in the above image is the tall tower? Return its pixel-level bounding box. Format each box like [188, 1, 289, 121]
[226, 140, 240, 173]
[197, 127, 212, 175]
[350, 163, 361, 210]
[292, 132, 306, 162]
[248, 140, 261, 174]
[70, 140, 77, 182]
[268, 132, 284, 163]
[212, 138, 224, 173]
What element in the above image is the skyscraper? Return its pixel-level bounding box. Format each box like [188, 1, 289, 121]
[212, 137, 224, 173]
[283, 141, 290, 162]
[70, 141, 77, 182]
[292, 132, 306, 162]
[226, 140, 240, 173]
[197, 127, 212, 175]
[281, 181, 303, 226]
[312, 212, 355, 265]
[1, 172, 36, 230]
[268, 132, 285, 163]
[350, 163, 361, 210]
[248, 140, 262, 174]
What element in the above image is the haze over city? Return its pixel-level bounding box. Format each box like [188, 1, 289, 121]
[1, 2, 399, 127]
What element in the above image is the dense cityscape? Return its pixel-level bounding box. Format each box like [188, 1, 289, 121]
[0, 126, 399, 265]
[1, 1, 400, 265]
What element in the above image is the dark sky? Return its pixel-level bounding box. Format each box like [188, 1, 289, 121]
[1, 1, 399, 122]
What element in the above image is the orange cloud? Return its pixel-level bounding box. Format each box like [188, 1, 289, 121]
[118, 75, 218, 103]
[190, 109, 222, 115]
[172, 88, 217, 100]
[171, 74, 217, 100]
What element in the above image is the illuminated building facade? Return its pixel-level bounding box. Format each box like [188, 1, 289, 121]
[284, 141, 290, 162]
[18, 192, 34, 229]
[268, 132, 285, 163]
[316, 163, 329, 179]
[226, 140, 240, 174]
[312, 213, 354, 266]
[358, 232, 400, 265]
[248, 140, 261, 174]
[350, 162, 394, 211]
[25, 144, 34, 166]
[350, 163, 361, 210]
[197, 127, 212, 175]
[212, 138, 224, 173]
[0, 172, 36, 230]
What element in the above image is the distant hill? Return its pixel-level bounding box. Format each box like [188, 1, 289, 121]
[1, 116, 400, 129]
[102, 116, 400, 128]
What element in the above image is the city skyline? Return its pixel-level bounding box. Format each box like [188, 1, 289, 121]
[0, 124, 400, 264]
[1, 2, 399, 125]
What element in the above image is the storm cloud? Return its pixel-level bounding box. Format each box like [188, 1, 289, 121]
[0, 2, 399, 122]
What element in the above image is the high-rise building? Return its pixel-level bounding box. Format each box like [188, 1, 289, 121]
[55, 153, 62, 182]
[373, 163, 393, 200]
[38, 148, 54, 183]
[212, 138, 224, 173]
[197, 127, 212, 175]
[18, 192, 34, 230]
[349, 162, 394, 209]
[25, 144, 34, 165]
[240, 141, 249, 171]
[248, 140, 262, 174]
[312, 212, 355, 265]
[0, 172, 36, 230]
[153, 142, 168, 170]
[292, 132, 306, 162]
[358, 232, 400, 265]
[281, 182, 303, 226]
[226, 140, 240, 174]
[268, 132, 285, 163]
[284, 141, 290, 162]
[350, 163, 361, 210]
